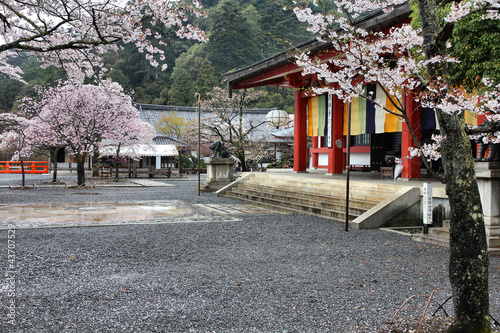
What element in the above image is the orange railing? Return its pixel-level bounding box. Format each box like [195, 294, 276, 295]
[0, 161, 49, 174]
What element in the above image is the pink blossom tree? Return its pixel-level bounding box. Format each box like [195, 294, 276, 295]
[0, 0, 206, 82]
[291, 0, 500, 331]
[20, 80, 155, 186]
[100, 116, 156, 181]
[0, 113, 30, 186]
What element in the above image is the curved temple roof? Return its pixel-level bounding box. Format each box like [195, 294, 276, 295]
[221, 3, 412, 95]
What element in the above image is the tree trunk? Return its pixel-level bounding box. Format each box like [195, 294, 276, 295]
[416, 0, 491, 331]
[92, 147, 100, 178]
[438, 111, 491, 333]
[50, 147, 59, 183]
[114, 145, 121, 182]
[237, 151, 246, 172]
[75, 154, 86, 186]
[20, 160, 25, 187]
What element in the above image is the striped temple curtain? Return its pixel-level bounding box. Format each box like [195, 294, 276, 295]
[308, 86, 480, 138]
[342, 85, 404, 135]
[308, 95, 329, 137]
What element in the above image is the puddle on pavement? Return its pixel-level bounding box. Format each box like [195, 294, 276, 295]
[0, 201, 239, 229]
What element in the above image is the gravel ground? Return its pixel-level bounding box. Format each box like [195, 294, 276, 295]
[1, 173, 500, 332]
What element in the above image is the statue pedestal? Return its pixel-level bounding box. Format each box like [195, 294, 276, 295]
[200, 158, 234, 192]
[475, 162, 500, 249]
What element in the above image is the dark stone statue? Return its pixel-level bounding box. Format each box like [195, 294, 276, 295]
[209, 140, 230, 158]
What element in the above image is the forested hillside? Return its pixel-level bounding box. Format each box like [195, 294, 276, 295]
[0, 0, 318, 112]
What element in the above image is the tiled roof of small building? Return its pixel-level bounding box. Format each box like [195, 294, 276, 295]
[135, 103, 288, 143]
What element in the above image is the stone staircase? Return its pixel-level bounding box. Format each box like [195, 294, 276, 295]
[216, 172, 419, 226]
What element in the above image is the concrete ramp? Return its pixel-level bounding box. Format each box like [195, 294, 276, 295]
[350, 187, 421, 229]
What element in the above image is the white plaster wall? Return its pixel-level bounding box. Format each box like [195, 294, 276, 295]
[349, 153, 370, 165]
[318, 153, 329, 166]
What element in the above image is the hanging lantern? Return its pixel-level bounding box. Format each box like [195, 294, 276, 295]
[266, 109, 289, 129]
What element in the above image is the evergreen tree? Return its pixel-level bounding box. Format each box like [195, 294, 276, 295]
[449, 11, 500, 91]
[195, 58, 219, 99]
[206, 0, 261, 74]
[169, 68, 195, 106]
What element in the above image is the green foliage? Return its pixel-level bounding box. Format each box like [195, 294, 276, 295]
[0, 78, 23, 111]
[275, 153, 293, 168]
[206, 0, 261, 74]
[180, 154, 193, 169]
[103, 69, 132, 91]
[169, 68, 195, 106]
[411, 2, 500, 92]
[449, 12, 500, 91]
[252, 87, 295, 113]
[195, 58, 219, 99]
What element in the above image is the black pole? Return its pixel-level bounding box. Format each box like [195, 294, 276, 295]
[196, 93, 201, 196]
[345, 103, 352, 232]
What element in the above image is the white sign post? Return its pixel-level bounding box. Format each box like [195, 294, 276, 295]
[423, 182, 433, 234]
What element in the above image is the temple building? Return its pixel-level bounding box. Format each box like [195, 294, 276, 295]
[222, 3, 446, 179]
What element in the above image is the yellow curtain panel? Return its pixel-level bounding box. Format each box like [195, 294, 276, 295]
[464, 110, 477, 126]
[350, 96, 360, 135]
[384, 94, 401, 133]
[308, 95, 327, 137]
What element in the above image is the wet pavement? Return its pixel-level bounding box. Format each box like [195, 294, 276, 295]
[0, 201, 239, 229]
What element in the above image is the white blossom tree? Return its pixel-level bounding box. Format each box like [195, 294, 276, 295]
[291, 0, 500, 331]
[0, 113, 30, 186]
[19, 80, 154, 186]
[202, 87, 268, 171]
[0, 0, 206, 82]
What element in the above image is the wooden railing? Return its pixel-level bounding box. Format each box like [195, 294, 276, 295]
[0, 161, 49, 174]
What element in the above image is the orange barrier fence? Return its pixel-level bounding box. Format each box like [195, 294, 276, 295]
[0, 161, 49, 174]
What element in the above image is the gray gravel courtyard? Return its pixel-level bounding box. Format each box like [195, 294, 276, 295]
[1, 173, 500, 332]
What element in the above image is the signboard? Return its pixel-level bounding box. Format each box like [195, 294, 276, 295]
[423, 182, 433, 225]
[327, 92, 333, 147]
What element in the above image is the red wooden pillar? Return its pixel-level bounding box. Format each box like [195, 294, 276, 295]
[328, 92, 344, 174]
[312, 137, 318, 168]
[401, 91, 421, 179]
[294, 90, 308, 172]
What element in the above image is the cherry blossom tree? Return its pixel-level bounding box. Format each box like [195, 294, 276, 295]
[202, 87, 268, 171]
[291, 0, 500, 331]
[0, 113, 30, 186]
[0, 0, 206, 82]
[100, 117, 156, 181]
[19, 80, 154, 186]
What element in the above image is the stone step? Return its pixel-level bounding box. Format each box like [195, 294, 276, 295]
[412, 233, 449, 248]
[218, 172, 403, 224]
[241, 180, 389, 203]
[428, 227, 450, 241]
[228, 187, 370, 216]
[223, 191, 357, 222]
[233, 184, 377, 210]
[244, 177, 396, 197]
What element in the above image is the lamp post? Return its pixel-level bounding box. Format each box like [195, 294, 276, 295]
[266, 110, 290, 163]
[196, 92, 201, 196]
